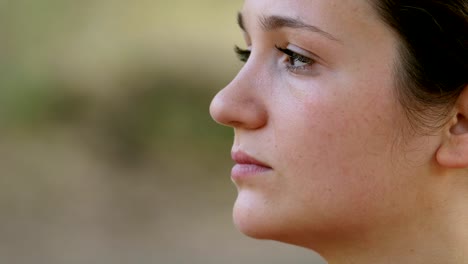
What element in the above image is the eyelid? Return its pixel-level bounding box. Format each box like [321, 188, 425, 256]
[234, 43, 321, 76]
[274, 44, 322, 76]
[281, 44, 321, 63]
[275, 45, 312, 63]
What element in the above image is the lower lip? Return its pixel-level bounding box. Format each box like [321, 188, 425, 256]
[231, 164, 272, 180]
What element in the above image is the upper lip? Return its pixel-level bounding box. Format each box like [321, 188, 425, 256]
[231, 151, 272, 168]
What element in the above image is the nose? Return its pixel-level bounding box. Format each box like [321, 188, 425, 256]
[209, 68, 268, 130]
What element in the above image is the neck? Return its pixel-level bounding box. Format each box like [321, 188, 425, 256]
[324, 221, 467, 264]
[317, 182, 468, 264]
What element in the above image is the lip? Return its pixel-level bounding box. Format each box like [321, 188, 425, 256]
[231, 151, 272, 180]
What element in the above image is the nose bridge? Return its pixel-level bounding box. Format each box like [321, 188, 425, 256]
[209, 62, 268, 129]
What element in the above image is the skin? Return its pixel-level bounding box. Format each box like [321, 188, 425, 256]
[209, 0, 468, 263]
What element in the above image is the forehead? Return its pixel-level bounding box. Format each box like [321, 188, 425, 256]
[242, 0, 384, 41]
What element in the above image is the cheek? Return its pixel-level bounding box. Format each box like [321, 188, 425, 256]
[273, 91, 401, 217]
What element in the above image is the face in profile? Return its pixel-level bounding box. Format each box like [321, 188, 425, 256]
[210, 0, 443, 254]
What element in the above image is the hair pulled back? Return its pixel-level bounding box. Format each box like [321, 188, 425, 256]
[371, 0, 467, 130]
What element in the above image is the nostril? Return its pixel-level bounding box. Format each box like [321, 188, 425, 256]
[228, 121, 243, 127]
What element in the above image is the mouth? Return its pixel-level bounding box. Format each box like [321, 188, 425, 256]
[231, 151, 272, 180]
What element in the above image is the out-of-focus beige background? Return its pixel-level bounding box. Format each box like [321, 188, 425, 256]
[0, 1, 325, 263]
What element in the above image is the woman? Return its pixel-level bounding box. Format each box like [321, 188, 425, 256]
[210, 0, 467, 263]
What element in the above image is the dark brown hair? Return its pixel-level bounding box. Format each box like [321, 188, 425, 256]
[370, 0, 467, 130]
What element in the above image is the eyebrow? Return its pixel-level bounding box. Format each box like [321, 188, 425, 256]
[237, 12, 341, 43]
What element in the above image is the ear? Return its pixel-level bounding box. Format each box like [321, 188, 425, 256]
[436, 86, 468, 168]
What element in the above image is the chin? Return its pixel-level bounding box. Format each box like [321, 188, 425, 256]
[231, 189, 371, 248]
[232, 190, 294, 241]
[232, 199, 317, 250]
[233, 208, 277, 240]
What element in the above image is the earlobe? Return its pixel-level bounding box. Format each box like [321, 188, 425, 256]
[436, 132, 468, 168]
[436, 86, 468, 168]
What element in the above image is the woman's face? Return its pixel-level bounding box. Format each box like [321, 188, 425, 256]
[210, 0, 441, 248]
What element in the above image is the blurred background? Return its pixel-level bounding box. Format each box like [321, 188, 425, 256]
[0, 0, 324, 263]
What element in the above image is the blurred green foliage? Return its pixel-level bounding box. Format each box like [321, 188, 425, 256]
[0, 0, 240, 161]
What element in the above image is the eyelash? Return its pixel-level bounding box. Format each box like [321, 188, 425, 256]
[234, 45, 316, 73]
[234, 46, 250, 62]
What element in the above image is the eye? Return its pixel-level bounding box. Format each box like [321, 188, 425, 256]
[275, 45, 316, 73]
[234, 46, 251, 62]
